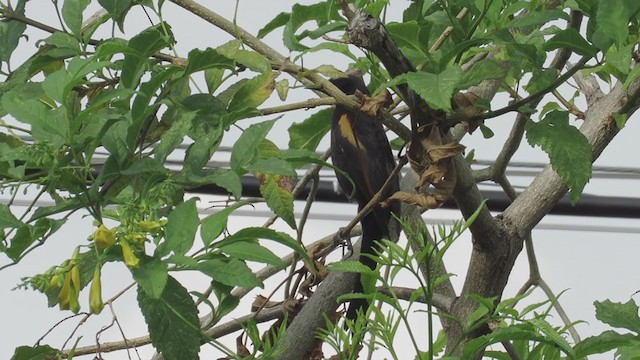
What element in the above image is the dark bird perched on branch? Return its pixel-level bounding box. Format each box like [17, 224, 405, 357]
[330, 74, 400, 322]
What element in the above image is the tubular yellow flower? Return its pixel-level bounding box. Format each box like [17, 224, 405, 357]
[58, 272, 71, 310]
[89, 267, 104, 314]
[94, 224, 116, 249]
[137, 220, 162, 234]
[121, 238, 140, 269]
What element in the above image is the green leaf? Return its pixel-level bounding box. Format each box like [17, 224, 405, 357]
[121, 158, 168, 176]
[0, 0, 27, 62]
[258, 173, 296, 229]
[329, 260, 374, 274]
[507, 9, 570, 29]
[2, 94, 69, 147]
[612, 113, 628, 128]
[595, 299, 640, 333]
[575, 331, 639, 357]
[220, 242, 286, 268]
[283, 3, 327, 51]
[11, 345, 59, 360]
[196, 258, 262, 288]
[216, 40, 271, 73]
[132, 260, 169, 299]
[157, 199, 199, 257]
[176, 168, 243, 200]
[257, 11, 290, 39]
[0, 203, 22, 228]
[184, 47, 235, 76]
[596, 0, 629, 47]
[121, 23, 173, 88]
[459, 59, 507, 89]
[6, 225, 34, 261]
[227, 72, 277, 112]
[529, 318, 574, 356]
[62, 0, 91, 35]
[212, 227, 312, 267]
[526, 111, 592, 204]
[542, 28, 598, 57]
[98, 0, 132, 18]
[288, 108, 331, 151]
[137, 276, 199, 360]
[200, 202, 249, 246]
[248, 157, 297, 176]
[393, 66, 463, 112]
[230, 119, 277, 171]
[524, 68, 558, 94]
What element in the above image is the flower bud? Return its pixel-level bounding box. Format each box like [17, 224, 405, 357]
[94, 224, 116, 249]
[121, 238, 140, 269]
[89, 267, 104, 314]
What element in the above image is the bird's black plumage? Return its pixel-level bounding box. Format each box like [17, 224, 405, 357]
[330, 75, 400, 321]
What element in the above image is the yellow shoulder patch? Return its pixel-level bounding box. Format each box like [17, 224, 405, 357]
[338, 114, 363, 150]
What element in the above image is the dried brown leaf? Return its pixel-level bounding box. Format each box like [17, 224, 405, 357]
[251, 295, 282, 312]
[236, 334, 250, 356]
[358, 89, 393, 116]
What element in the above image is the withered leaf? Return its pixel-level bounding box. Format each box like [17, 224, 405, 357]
[251, 294, 282, 312]
[358, 89, 393, 116]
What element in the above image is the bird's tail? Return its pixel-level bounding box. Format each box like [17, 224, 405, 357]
[345, 209, 389, 322]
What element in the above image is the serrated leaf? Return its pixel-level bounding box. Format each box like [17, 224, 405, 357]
[329, 260, 374, 274]
[542, 28, 598, 57]
[248, 157, 297, 176]
[526, 111, 592, 204]
[574, 331, 639, 357]
[283, 3, 327, 51]
[529, 318, 574, 356]
[595, 299, 640, 333]
[196, 258, 262, 288]
[288, 108, 331, 151]
[459, 59, 507, 89]
[230, 119, 276, 171]
[137, 276, 199, 360]
[257, 173, 296, 229]
[157, 199, 199, 257]
[132, 260, 168, 299]
[220, 242, 286, 268]
[596, 0, 629, 47]
[392, 66, 463, 112]
[524, 68, 558, 95]
[2, 94, 69, 147]
[0, 203, 22, 228]
[11, 345, 59, 360]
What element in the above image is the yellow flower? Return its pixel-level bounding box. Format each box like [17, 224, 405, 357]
[137, 220, 163, 234]
[94, 224, 116, 249]
[89, 267, 104, 314]
[121, 238, 140, 269]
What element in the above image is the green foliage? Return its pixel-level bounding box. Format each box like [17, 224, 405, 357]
[138, 276, 200, 360]
[2, 0, 639, 358]
[526, 111, 592, 204]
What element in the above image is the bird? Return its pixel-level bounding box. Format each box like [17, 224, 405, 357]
[330, 74, 400, 322]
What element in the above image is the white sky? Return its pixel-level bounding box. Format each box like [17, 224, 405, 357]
[1, 1, 639, 359]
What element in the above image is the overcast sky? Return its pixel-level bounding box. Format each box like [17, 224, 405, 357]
[1, 1, 639, 359]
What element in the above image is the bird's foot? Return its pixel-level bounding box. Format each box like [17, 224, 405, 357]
[334, 227, 354, 258]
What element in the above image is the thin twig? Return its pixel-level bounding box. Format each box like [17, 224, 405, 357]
[338, 156, 408, 238]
